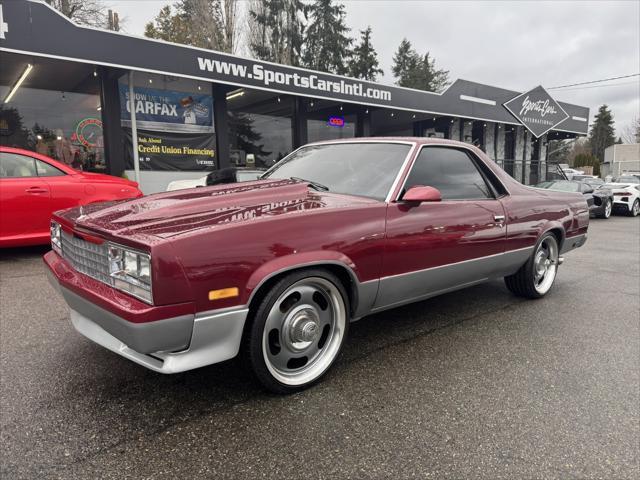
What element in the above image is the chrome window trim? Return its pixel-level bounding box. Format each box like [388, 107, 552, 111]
[260, 139, 419, 204]
[394, 143, 511, 202]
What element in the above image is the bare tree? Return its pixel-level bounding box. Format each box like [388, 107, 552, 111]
[620, 117, 640, 144]
[45, 0, 124, 30]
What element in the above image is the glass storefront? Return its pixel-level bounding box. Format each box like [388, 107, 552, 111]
[119, 73, 215, 171]
[0, 53, 104, 171]
[227, 89, 293, 169]
[307, 99, 356, 143]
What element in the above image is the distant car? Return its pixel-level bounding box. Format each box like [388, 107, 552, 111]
[0, 146, 143, 247]
[561, 168, 584, 180]
[581, 177, 605, 188]
[166, 167, 265, 191]
[572, 174, 598, 182]
[604, 182, 640, 216]
[535, 180, 613, 219]
[613, 175, 640, 184]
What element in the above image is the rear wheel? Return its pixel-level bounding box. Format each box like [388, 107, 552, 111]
[504, 233, 559, 299]
[243, 269, 349, 394]
[629, 199, 640, 217]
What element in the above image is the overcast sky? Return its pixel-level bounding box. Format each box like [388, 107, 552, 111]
[110, 0, 640, 137]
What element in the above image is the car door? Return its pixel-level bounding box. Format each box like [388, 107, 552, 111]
[33, 158, 80, 214]
[375, 146, 507, 310]
[0, 152, 51, 241]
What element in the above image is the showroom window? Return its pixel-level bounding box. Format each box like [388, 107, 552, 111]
[227, 89, 293, 169]
[0, 53, 104, 172]
[307, 99, 357, 143]
[119, 73, 215, 171]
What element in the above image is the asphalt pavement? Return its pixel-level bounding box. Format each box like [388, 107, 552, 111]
[1, 216, 639, 479]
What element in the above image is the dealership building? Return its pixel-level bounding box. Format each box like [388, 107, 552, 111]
[0, 0, 590, 193]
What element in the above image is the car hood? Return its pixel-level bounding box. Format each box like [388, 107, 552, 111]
[57, 179, 377, 240]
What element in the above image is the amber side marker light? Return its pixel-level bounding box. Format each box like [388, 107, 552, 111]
[209, 287, 239, 301]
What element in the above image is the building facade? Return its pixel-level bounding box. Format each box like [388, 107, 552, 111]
[0, 0, 590, 193]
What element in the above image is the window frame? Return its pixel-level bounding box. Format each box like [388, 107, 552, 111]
[396, 145, 508, 202]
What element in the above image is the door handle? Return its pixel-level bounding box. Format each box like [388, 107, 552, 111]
[25, 187, 48, 194]
[494, 215, 506, 224]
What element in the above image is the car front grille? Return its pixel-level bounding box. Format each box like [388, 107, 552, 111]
[61, 231, 111, 284]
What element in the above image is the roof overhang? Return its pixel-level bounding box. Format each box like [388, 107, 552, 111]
[0, 0, 589, 136]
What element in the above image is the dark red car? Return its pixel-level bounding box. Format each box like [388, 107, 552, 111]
[45, 138, 589, 393]
[0, 146, 142, 247]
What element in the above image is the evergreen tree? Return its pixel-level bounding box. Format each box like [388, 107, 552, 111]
[588, 104, 616, 163]
[391, 39, 449, 92]
[302, 0, 352, 75]
[249, 0, 306, 66]
[349, 26, 383, 81]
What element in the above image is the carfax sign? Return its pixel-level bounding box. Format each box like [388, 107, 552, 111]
[119, 84, 214, 133]
[503, 85, 569, 138]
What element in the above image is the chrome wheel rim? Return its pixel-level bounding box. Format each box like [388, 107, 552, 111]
[262, 277, 346, 386]
[604, 200, 612, 218]
[633, 200, 639, 216]
[533, 236, 559, 294]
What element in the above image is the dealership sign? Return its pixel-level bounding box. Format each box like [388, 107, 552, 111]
[503, 85, 569, 138]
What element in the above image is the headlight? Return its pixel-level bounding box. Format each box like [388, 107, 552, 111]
[107, 243, 153, 303]
[50, 221, 62, 254]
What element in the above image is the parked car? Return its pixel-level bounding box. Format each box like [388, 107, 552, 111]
[604, 182, 640, 216]
[613, 175, 640, 184]
[46, 138, 589, 393]
[0, 146, 143, 247]
[561, 167, 584, 179]
[571, 174, 598, 182]
[535, 180, 613, 219]
[166, 167, 265, 191]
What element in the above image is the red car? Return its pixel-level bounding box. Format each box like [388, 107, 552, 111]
[0, 146, 142, 247]
[45, 138, 589, 393]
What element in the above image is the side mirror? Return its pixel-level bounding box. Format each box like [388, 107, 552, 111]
[403, 185, 442, 204]
[583, 186, 594, 194]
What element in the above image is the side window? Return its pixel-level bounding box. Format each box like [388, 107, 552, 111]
[0, 152, 37, 178]
[36, 160, 65, 177]
[403, 147, 493, 200]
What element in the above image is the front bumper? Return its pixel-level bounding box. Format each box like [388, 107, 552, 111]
[46, 252, 248, 374]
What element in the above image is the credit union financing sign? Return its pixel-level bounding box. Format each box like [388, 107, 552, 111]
[503, 85, 569, 138]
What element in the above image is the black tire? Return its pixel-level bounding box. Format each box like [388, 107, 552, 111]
[628, 199, 640, 217]
[242, 269, 350, 394]
[504, 232, 560, 299]
[596, 198, 612, 219]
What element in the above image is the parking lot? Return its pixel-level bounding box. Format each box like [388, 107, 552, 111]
[1, 216, 638, 479]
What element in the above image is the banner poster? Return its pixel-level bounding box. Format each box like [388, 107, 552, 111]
[119, 84, 214, 133]
[124, 129, 216, 171]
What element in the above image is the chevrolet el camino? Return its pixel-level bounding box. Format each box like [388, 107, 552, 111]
[46, 138, 589, 393]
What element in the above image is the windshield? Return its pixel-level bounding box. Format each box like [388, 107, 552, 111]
[263, 142, 412, 200]
[535, 180, 581, 193]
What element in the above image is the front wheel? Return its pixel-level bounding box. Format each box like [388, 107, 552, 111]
[504, 233, 560, 299]
[597, 198, 612, 219]
[243, 269, 349, 394]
